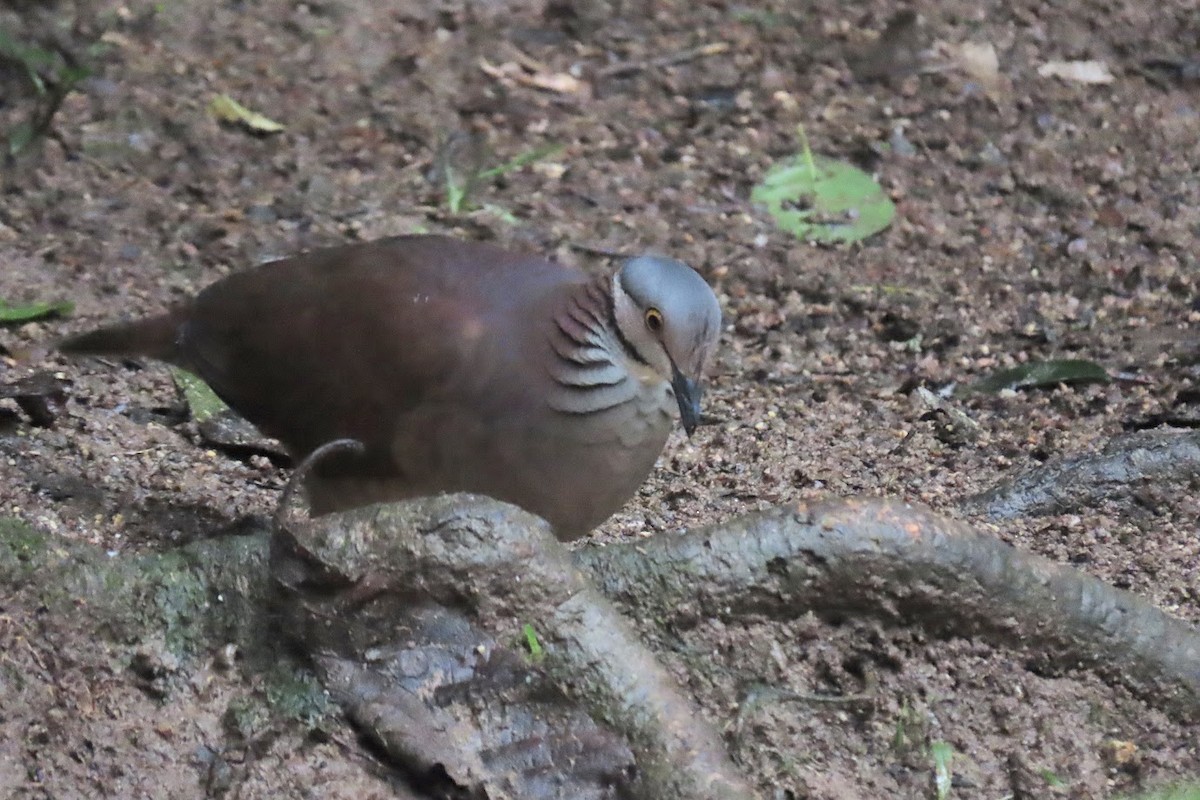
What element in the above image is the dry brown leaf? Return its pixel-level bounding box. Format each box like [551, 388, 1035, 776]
[514, 70, 583, 94]
[957, 41, 1001, 89]
[478, 57, 584, 94]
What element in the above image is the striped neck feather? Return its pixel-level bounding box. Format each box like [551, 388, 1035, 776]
[547, 278, 640, 415]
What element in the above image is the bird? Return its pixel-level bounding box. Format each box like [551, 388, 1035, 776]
[58, 234, 722, 539]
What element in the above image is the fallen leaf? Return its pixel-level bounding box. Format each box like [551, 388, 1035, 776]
[8, 122, 36, 156]
[198, 411, 290, 461]
[478, 58, 584, 94]
[966, 359, 1110, 394]
[170, 367, 288, 459]
[931, 741, 954, 800]
[1037, 60, 1114, 85]
[209, 94, 285, 134]
[915, 386, 981, 446]
[957, 41, 1001, 90]
[532, 161, 567, 180]
[170, 367, 228, 424]
[752, 150, 895, 244]
[515, 70, 583, 94]
[0, 298, 73, 324]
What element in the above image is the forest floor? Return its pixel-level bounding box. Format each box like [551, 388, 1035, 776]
[0, 0, 1197, 798]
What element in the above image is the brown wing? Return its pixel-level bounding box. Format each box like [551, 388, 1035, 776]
[176, 235, 577, 465]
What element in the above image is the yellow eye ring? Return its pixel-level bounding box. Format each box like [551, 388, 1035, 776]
[644, 308, 664, 331]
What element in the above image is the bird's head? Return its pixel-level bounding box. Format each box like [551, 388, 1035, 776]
[612, 255, 722, 436]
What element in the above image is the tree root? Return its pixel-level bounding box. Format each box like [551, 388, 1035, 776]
[8, 467, 1200, 795]
[271, 494, 761, 800]
[963, 428, 1200, 519]
[577, 497, 1200, 721]
[266, 490, 1200, 797]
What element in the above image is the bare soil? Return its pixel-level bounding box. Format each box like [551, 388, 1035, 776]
[1, 0, 1197, 798]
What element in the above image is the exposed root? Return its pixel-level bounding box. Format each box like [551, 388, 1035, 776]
[271, 495, 761, 800]
[269, 490, 1200, 797]
[963, 428, 1200, 519]
[577, 497, 1200, 721]
[10, 481, 1199, 795]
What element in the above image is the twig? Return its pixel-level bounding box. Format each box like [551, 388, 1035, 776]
[596, 42, 730, 79]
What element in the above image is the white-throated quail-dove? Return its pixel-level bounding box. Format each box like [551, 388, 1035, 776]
[58, 235, 722, 539]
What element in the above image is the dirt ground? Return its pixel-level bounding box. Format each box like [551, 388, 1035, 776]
[1, 0, 1198, 798]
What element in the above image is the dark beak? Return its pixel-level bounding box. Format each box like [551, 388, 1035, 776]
[670, 364, 702, 437]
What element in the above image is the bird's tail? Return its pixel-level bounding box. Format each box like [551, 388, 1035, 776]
[56, 311, 183, 362]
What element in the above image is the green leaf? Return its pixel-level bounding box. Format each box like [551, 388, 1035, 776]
[443, 143, 562, 215]
[1039, 769, 1068, 788]
[522, 623, 544, 659]
[479, 202, 520, 226]
[477, 144, 564, 180]
[0, 30, 56, 95]
[443, 165, 468, 214]
[931, 741, 954, 800]
[0, 31, 57, 70]
[8, 122, 36, 156]
[170, 367, 229, 424]
[967, 359, 1110, 394]
[209, 94, 285, 135]
[753, 132, 895, 244]
[0, 298, 73, 323]
[57, 63, 91, 92]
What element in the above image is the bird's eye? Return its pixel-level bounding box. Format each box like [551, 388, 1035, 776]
[644, 308, 664, 332]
